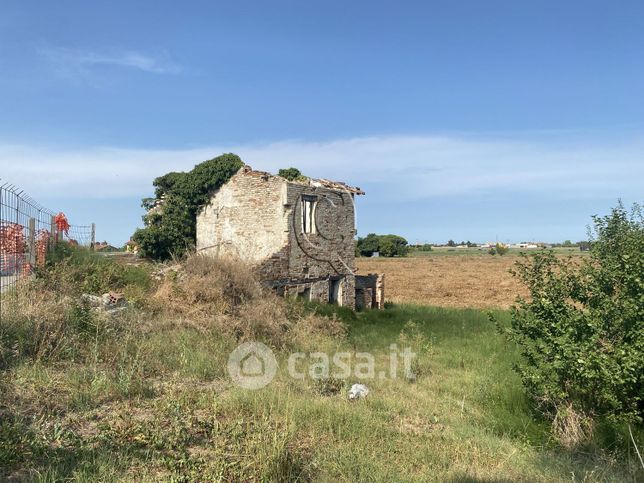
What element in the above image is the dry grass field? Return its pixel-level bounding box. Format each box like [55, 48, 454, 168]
[357, 255, 529, 309]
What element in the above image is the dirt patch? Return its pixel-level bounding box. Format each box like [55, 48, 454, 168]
[356, 256, 528, 309]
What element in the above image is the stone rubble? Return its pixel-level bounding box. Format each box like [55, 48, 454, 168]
[81, 291, 128, 315]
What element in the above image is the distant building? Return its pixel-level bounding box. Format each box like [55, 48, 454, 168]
[94, 241, 118, 252]
[512, 243, 539, 249]
[124, 240, 139, 254]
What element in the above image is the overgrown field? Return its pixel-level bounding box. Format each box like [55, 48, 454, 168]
[0, 250, 641, 481]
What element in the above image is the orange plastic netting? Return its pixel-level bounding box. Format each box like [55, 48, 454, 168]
[54, 212, 70, 235]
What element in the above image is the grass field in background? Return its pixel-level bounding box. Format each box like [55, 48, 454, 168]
[409, 246, 588, 257]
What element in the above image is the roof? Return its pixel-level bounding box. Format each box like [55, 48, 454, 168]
[306, 178, 365, 195]
[241, 165, 365, 195]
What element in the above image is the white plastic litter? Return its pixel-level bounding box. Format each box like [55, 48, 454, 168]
[81, 291, 128, 315]
[348, 383, 369, 400]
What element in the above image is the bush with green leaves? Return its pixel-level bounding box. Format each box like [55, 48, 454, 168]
[38, 243, 151, 298]
[132, 153, 244, 260]
[356, 233, 409, 257]
[278, 167, 308, 182]
[379, 234, 409, 257]
[488, 243, 509, 256]
[499, 202, 643, 428]
[356, 233, 380, 256]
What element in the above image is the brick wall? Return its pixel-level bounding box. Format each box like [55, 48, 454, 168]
[196, 168, 289, 274]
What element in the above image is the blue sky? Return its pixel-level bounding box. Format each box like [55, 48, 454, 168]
[1, 1, 642, 245]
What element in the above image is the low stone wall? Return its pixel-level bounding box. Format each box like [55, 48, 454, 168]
[355, 273, 385, 310]
[265, 274, 356, 309]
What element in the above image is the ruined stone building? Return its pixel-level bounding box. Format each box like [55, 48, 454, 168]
[196, 165, 384, 310]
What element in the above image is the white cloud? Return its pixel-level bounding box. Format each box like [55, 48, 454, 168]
[40, 47, 181, 75]
[0, 134, 641, 202]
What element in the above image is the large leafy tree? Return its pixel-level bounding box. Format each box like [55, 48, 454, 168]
[133, 153, 244, 260]
[357, 233, 408, 257]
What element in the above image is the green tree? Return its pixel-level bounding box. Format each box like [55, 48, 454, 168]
[498, 202, 644, 429]
[357, 234, 408, 257]
[357, 233, 380, 257]
[378, 238, 395, 257]
[132, 153, 244, 260]
[379, 234, 409, 257]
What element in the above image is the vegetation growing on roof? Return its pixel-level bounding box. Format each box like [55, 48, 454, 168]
[132, 153, 244, 260]
[278, 167, 308, 182]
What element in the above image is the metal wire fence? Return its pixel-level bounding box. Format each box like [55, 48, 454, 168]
[0, 180, 94, 321]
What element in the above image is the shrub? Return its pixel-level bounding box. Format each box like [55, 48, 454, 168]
[132, 153, 244, 260]
[488, 243, 508, 256]
[151, 254, 346, 349]
[278, 167, 307, 182]
[0, 282, 123, 365]
[36, 244, 151, 298]
[498, 202, 644, 436]
[0, 244, 152, 366]
[313, 376, 345, 396]
[152, 254, 262, 319]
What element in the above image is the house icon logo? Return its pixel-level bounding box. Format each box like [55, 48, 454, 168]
[227, 341, 277, 389]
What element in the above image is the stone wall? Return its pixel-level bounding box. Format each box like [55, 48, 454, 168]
[356, 273, 385, 310]
[280, 183, 357, 281]
[280, 275, 355, 309]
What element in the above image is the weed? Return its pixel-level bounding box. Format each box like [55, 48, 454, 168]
[313, 376, 345, 396]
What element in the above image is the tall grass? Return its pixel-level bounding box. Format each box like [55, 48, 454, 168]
[0, 250, 641, 481]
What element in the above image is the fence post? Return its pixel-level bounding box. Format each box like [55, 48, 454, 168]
[27, 217, 36, 268]
[91, 223, 96, 250]
[50, 215, 57, 251]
